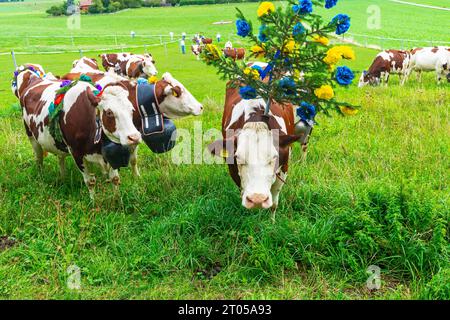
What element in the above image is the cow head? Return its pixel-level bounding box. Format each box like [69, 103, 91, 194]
[141, 59, 158, 77]
[95, 84, 142, 146]
[156, 72, 203, 118]
[209, 122, 301, 210]
[358, 71, 379, 87]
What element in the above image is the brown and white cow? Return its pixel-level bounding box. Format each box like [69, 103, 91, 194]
[99, 53, 157, 78]
[191, 44, 203, 60]
[408, 47, 450, 84]
[14, 66, 141, 197]
[223, 48, 246, 61]
[62, 70, 203, 176]
[208, 83, 302, 216]
[72, 57, 100, 72]
[201, 38, 213, 45]
[359, 50, 412, 87]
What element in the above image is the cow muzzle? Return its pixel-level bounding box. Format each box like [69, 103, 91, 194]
[244, 193, 272, 210]
[127, 132, 142, 145]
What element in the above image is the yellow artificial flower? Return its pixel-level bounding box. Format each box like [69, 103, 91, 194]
[283, 40, 297, 53]
[312, 35, 329, 46]
[323, 48, 342, 65]
[337, 46, 356, 60]
[257, 2, 275, 17]
[244, 67, 260, 80]
[314, 85, 334, 100]
[340, 106, 359, 115]
[149, 75, 158, 84]
[204, 44, 222, 60]
[250, 45, 265, 58]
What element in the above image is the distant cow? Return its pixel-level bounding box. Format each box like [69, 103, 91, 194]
[62, 70, 203, 176]
[72, 57, 100, 72]
[224, 41, 233, 50]
[99, 53, 157, 78]
[208, 83, 302, 217]
[201, 38, 213, 45]
[14, 65, 141, 197]
[359, 50, 412, 87]
[223, 48, 246, 61]
[409, 47, 450, 84]
[191, 44, 202, 60]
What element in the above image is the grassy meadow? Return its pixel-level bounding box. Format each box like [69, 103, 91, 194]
[0, 1, 449, 299]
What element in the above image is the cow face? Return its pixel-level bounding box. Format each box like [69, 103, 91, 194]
[157, 72, 203, 118]
[97, 85, 142, 146]
[142, 59, 158, 77]
[358, 71, 379, 87]
[209, 122, 301, 210]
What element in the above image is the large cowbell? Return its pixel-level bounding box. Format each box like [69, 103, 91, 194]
[101, 137, 131, 170]
[137, 82, 177, 153]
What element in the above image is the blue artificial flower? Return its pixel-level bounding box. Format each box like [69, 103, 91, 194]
[325, 0, 338, 9]
[335, 66, 355, 85]
[293, 0, 313, 15]
[239, 86, 257, 100]
[259, 63, 273, 80]
[236, 19, 251, 37]
[60, 80, 72, 88]
[278, 77, 297, 95]
[293, 22, 305, 36]
[332, 14, 351, 35]
[296, 102, 317, 125]
[250, 65, 263, 75]
[137, 78, 148, 85]
[258, 25, 268, 42]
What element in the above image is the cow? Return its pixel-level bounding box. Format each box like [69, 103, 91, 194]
[224, 41, 233, 50]
[223, 48, 246, 61]
[408, 47, 450, 84]
[359, 50, 412, 87]
[11, 63, 58, 97]
[72, 57, 100, 72]
[208, 83, 303, 218]
[62, 70, 203, 176]
[99, 52, 157, 78]
[201, 38, 213, 45]
[14, 65, 142, 197]
[191, 44, 202, 60]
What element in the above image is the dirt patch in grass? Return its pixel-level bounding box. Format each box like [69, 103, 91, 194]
[0, 236, 16, 251]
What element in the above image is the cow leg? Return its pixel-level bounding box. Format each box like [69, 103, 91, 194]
[28, 136, 44, 170]
[109, 168, 121, 189]
[130, 145, 140, 177]
[270, 171, 287, 222]
[73, 154, 96, 199]
[416, 70, 422, 82]
[384, 73, 390, 86]
[58, 155, 67, 178]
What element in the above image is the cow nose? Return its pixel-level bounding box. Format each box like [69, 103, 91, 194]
[246, 194, 269, 208]
[127, 133, 141, 145]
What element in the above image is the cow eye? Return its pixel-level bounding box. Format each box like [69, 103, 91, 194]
[105, 110, 114, 118]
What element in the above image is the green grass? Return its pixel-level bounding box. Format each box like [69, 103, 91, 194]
[0, 1, 449, 300]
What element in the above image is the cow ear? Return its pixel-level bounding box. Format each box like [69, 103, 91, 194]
[87, 87, 101, 107]
[208, 138, 235, 159]
[279, 134, 303, 148]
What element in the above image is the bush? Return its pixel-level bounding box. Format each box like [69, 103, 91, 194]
[46, 5, 65, 16]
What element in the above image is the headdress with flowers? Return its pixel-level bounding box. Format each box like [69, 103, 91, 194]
[201, 0, 359, 120]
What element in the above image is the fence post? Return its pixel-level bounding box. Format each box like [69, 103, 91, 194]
[11, 50, 17, 70]
[71, 35, 75, 47]
[160, 35, 163, 45]
[144, 44, 148, 54]
[164, 42, 167, 56]
[115, 34, 118, 46]
[79, 49, 83, 58]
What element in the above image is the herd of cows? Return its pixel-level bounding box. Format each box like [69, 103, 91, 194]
[10, 42, 449, 213]
[359, 46, 450, 86]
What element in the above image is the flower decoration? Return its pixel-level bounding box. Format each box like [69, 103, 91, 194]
[236, 19, 251, 37]
[297, 102, 317, 126]
[239, 86, 257, 100]
[60, 80, 72, 88]
[200, 0, 359, 119]
[293, 22, 305, 37]
[325, 0, 338, 9]
[251, 45, 265, 58]
[312, 35, 330, 46]
[314, 85, 334, 100]
[257, 2, 275, 17]
[335, 66, 355, 85]
[293, 0, 313, 15]
[332, 14, 351, 35]
[258, 25, 269, 42]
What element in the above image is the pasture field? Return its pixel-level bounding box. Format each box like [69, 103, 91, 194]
[0, 1, 449, 299]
